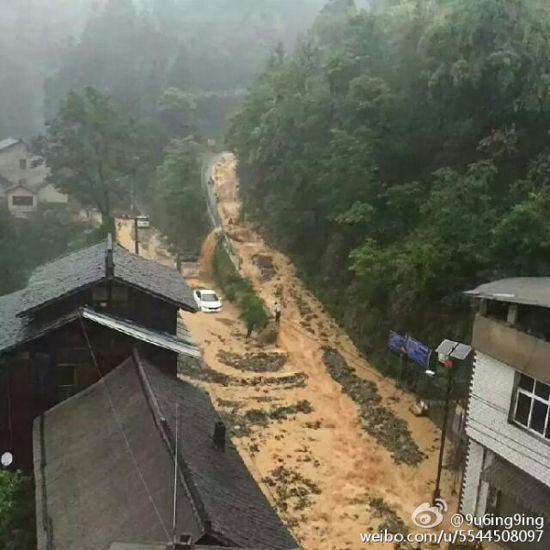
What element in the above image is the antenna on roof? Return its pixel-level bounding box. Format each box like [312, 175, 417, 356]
[172, 403, 179, 543]
[106, 233, 114, 278]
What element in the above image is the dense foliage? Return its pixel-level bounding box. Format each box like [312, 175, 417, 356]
[213, 241, 269, 330]
[38, 87, 138, 223]
[151, 138, 209, 255]
[42, 0, 326, 139]
[228, 0, 550, 360]
[0, 470, 35, 550]
[0, 205, 100, 295]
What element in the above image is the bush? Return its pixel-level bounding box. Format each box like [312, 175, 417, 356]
[213, 240, 268, 329]
[0, 470, 36, 550]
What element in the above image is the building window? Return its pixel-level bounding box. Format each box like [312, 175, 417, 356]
[513, 373, 550, 440]
[19, 159, 26, 169]
[56, 364, 76, 402]
[11, 195, 34, 206]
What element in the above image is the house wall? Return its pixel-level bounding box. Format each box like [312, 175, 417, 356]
[472, 314, 550, 384]
[0, 318, 177, 471]
[0, 142, 47, 188]
[31, 282, 178, 336]
[6, 185, 37, 217]
[461, 439, 497, 516]
[465, 352, 550, 487]
[38, 182, 68, 204]
[0, 141, 68, 207]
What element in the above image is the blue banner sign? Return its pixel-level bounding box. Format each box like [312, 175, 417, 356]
[388, 331, 407, 353]
[406, 337, 432, 369]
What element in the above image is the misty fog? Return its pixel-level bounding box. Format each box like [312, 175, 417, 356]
[0, 0, 339, 138]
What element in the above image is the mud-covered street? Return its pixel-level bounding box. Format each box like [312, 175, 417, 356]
[118, 154, 459, 550]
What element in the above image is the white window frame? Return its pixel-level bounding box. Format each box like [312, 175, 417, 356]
[513, 373, 550, 441]
[11, 194, 34, 207]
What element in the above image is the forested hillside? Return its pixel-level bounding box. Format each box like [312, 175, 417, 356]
[228, 0, 550, 356]
[43, 0, 327, 137]
[0, 0, 329, 294]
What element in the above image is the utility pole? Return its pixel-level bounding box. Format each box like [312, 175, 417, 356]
[433, 363, 454, 504]
[133, 212, 139, 255]
[432, 339, 472, 505]
[130, 156, 140, 256]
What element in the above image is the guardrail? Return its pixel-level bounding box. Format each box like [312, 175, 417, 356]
[200, 153, 242, 272]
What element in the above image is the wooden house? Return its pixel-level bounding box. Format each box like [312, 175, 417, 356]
[0, 236, 198, 469]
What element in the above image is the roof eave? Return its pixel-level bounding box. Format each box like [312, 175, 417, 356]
[16, 279, 105, 318]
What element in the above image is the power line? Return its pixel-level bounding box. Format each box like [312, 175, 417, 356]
[78, 316, 171, 541]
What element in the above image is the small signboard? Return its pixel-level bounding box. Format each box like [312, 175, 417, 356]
[406, 337, 432, 369]
[388, 331, 407, 353]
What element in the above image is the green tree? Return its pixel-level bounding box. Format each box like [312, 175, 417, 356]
[40, 87, 137, 222]
[0, 470, 35, 550]
[151, 138, 208, 255]
[228, 0, 550, 370]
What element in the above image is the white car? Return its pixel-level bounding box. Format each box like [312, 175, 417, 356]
[193, 289, 223, 313]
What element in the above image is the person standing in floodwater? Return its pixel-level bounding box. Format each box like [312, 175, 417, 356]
[274, 302, 281, 324]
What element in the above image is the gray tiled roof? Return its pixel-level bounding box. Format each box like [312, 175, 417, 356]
[19, 240, 107, 314]
[35, 353, 297, 550]
[34, 355, 204, 550]
[112, 243, 195, 312]
[142, 361, 298, 549]
[0, 303, 197, 358]
[465, 277, 550, 308]
[16, 238, 195, 316]
[0, 290, 27, 353]
[0, 137, 21, 151]
[0, 292, 83, 355]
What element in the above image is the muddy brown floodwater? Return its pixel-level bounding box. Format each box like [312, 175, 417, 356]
[117, 154, 462, 550]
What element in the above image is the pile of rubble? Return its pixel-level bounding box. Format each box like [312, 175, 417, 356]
[217, 350, 287, 372]
[253, 254, 277, 281]
[262, 466, 322, 524]
[322, 348, 424, 465]
[178, 357, 307, 388]
[219, 400, 313, 437]
[288, 287, 317, 333]
[369, 497, 409, 535]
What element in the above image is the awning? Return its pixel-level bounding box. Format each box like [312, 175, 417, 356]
[81, 307, 201, 359]
[482, 459, 550, 520]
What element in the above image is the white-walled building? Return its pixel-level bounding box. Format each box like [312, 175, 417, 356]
[0, 137, 67, 217]
[462, 278, 550, 549]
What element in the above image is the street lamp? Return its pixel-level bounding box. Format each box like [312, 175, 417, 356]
[432, 339, 472, 505]
[128, 156, 141, 255]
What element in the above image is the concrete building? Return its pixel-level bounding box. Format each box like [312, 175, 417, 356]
[0, 137, 67, 217]
[461, 278, 550, 548]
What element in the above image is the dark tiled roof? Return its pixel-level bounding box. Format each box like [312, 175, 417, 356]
[15, 238, 195, 316]
[19, 240, 106, 314]
[0, 290, 27, 353]
[35, 353, 297, 550]
[141, 361, 298, 549]
[34, 355, 204, 550]
[0, 303, 197, 359]
[0, 292, 86, 355]
[112, 243, 195, 312]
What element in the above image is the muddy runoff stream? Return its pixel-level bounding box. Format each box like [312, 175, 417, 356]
[116, 154, 460, 550]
